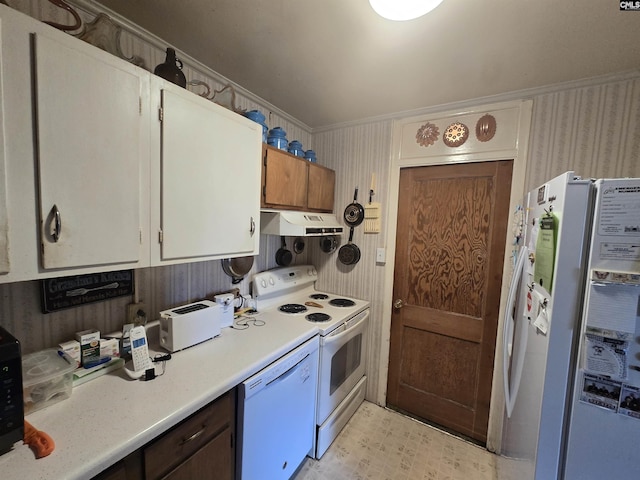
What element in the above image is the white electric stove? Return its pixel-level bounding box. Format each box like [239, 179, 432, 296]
[252, 265, 370, 458]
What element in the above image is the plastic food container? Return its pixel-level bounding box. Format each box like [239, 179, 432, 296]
[22, 349, 76, 414]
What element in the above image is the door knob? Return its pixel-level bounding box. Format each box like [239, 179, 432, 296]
[393, 299, 404, 309]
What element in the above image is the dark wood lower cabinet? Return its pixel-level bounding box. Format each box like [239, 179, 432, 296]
[161, 427, 231, 480]
[92, 450, 143, 480]
[92, 390, 235, 480]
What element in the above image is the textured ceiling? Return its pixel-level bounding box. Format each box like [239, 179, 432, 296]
[96, 0, 640, 128]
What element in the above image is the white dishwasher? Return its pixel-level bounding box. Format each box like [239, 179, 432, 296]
[237, 335, 319, 480]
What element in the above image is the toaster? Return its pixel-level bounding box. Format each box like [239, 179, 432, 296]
[159, 300, 222, 352]
[0, 326, 23, 455]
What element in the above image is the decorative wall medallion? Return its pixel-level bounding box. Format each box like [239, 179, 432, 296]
[475, 114, 497, 142]
[442, 122, 469, 147]
[416, 122, 439, 147]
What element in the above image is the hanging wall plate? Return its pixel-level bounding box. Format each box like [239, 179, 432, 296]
[443, 121, 469, 147]
[416, 122, 439, 147]
[476, 114, 497, 142]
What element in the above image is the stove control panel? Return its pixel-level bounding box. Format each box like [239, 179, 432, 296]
[252, 265, 318, 299]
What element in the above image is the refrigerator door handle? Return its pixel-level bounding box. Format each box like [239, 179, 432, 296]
[503, 245, 528, 418]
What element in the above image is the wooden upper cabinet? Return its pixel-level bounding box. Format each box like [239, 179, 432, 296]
[261, 145, 335, 213]
[307, 163, 335, 212]
[262, 145, 308, 209]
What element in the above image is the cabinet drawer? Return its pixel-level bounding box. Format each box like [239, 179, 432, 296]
[145, 392, 232, 480]
[160, 427, 232, 480]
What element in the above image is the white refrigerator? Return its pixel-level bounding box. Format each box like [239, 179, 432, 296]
[501, 171, 640, 479]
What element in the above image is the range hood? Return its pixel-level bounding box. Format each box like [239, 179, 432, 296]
[260, 210, 344, 236]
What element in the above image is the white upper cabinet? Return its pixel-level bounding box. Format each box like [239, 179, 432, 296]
[151, 80, 262, 264]
[34, 33, 144, 270]
[0, 5, 150, 283]
[0, 4, 260, 282]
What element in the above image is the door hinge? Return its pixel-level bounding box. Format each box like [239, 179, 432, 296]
[139, 97, 142, 115]
[263, 150, 268, 167]
[158, 107, 163, 122]
[139, 229, 143, 245]
[158, 230, 163, 244]
[262, 185, 266, 198]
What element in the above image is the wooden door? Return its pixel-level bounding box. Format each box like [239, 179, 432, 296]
[387, 160, 512, 443]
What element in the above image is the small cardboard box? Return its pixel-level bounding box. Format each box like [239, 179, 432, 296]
[100, 338, 120, 358]
[58, 340, 81, 368]
[75, 329, 100, 366]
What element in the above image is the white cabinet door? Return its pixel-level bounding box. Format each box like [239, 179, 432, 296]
[34, 33, 142, 269]
[158, 85, 261, 261]
[0, 20, 8, 275]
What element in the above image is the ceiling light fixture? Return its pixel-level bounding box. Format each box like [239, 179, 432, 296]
[369, 0, 444, 21]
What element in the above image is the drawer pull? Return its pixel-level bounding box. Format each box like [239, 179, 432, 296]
[180, 425, 206, 445]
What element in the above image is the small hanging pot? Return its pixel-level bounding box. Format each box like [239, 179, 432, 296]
[344, 187, 365, 227]
[154, 47, 187, 88]
[338, 227, 361, 265]
[275, 236, 293, 266]
[319, 235, 337, 254]
[293, 237, 305, 254]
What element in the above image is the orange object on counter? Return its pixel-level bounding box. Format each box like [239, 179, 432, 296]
[23, 420, 55, 458]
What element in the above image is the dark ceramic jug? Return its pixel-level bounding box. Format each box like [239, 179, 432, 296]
[154, 48, 186, 88]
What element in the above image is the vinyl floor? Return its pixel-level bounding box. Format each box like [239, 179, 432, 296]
[293, 401, 498, 480]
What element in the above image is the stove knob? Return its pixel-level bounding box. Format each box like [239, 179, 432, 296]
[269, 276, 275, 285]
[311, 267, 317, 276]
[260, 279, 267, 288]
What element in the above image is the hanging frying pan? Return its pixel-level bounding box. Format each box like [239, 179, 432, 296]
[275, 236, 293, 266]
[344, 187, 365, 227]
[319, 235, 337, 254]
[338, 227, 361, 265]
[221, 256, 254, 284]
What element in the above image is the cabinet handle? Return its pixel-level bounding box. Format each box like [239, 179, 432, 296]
[50, 204, 62, 242]
[250, 216, 256, 236]
[179, 425, 206, 446]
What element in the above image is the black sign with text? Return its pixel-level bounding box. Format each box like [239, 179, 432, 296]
[40, 270, 134, 313]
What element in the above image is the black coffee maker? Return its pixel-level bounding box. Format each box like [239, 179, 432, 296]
[0, 326, 23, 455]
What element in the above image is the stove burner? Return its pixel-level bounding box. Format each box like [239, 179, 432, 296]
[306, 313, 332, 323]
[329, 298, 356, 307]
[279, 303, 308, 314]
[309, 293, 329, 300]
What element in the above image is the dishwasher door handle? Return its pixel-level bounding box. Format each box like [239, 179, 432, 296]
[266, 353, 310, 387]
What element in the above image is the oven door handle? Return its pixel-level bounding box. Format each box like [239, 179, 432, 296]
[323, 310, 369, 346]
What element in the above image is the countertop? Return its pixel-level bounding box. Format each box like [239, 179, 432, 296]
[0, 311, 319, 479]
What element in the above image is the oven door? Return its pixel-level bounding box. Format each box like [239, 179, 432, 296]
[316, 309, 369, 425]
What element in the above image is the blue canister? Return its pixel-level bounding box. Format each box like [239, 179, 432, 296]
[288, 140, 305, 157]
[267, 127, 288, 151]
[244, 110, 268, 143]
[304, 150, 317, 163]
